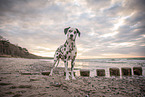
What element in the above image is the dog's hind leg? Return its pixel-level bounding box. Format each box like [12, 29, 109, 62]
[49, 50, 60, 76]
[55, 59, 60, 68]
[49, 59, 59, 76]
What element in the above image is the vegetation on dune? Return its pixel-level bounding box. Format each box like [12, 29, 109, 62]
[0, 35, 52, 59]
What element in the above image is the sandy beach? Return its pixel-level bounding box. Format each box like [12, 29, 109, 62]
[0, 58, 145, 97]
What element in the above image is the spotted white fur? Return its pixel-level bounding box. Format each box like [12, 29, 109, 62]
[50, 27, 81, 80]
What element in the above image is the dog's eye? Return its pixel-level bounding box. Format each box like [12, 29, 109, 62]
[74, 31, 76, 34]
[69, 30, 73, 32]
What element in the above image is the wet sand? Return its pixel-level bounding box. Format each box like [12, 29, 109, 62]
[0, 58, 145, 97]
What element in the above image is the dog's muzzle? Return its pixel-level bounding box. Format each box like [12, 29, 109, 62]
[70, 35, 73, 40]
[70, 34, 73, 38]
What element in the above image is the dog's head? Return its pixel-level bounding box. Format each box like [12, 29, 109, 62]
[64, 27, 81, 41]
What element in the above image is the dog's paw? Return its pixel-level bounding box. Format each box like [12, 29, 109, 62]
[72, 77, 76, 80]
[65, 77, 70, 80]
[49, 73, 52, 76]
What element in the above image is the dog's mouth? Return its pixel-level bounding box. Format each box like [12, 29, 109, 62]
[70, 37, 75, 41]
[70, 37, 73, 39]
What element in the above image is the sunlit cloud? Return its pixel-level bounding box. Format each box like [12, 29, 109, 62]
[109, 42, 136, 48]
[100, 31, 118, 38]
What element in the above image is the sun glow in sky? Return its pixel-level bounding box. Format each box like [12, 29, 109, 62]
[0, 0, 145, 58]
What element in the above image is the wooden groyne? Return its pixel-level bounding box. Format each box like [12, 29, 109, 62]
[75, 67, 144, 77]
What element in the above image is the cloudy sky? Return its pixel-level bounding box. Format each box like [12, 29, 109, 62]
[0, 0, 145, 59]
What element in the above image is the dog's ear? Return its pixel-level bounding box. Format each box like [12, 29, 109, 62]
[64, 27, 70, 35]
[76, 28, 81, 37]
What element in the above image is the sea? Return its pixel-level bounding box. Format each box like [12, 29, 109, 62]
[44, 57, 145, 77]
[56, 58, 145, 69]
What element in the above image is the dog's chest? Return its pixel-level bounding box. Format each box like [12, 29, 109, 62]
[61, 43, 76, 55]
[57, 41, 77, 60]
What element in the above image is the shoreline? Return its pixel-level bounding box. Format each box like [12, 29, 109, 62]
[0, 58, 145, 97]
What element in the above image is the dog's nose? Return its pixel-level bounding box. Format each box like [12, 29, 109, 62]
[70, 35, 73, 37]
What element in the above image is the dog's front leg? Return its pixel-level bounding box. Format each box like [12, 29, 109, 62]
[71, 60, 76, 80]
[64, 61, 70, 80]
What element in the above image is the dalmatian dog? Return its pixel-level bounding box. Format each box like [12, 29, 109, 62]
[49, 27, 81, 80]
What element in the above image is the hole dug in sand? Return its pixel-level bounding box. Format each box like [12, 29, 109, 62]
[41, 71, 50, 76]
[21, 72, 32, 75]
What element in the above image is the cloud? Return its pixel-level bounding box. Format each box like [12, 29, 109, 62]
[85, 0, 111, 10]
[0, 0, 145, 58]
